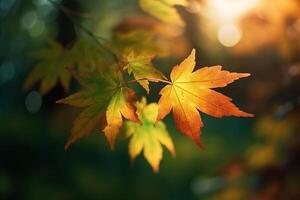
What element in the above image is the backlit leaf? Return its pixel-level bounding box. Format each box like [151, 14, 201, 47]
[157, 49, 254, 148]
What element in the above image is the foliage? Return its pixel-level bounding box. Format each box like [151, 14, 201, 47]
[25, 0, 253, 171]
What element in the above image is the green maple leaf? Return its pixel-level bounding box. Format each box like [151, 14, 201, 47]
[24, 40, 72, 95]
[124, 51, 166, 93]
[124, 97, 175, 172]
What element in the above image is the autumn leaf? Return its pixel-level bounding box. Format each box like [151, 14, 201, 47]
[57, 71, 138, 149]
[157, 49, 254, 148]
[139, 0, 188, 27]
[114, 15, 190, 57]
[247, 144, 279, 169]
[124, 51, 166, 93]
[124, 97, 175, 172]
[24, 40, 72, 95]
[103, 86, 139, 149]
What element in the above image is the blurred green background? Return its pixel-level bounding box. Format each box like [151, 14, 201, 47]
[1, 0, 300, 199]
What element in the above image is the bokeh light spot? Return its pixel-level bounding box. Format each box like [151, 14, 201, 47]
[25, 91, 42, 113]
[0, 61, 15, 83]
[288, 65, 299, 76]
[293, 18, 300, 33]
[20, 11, 38, 30]
[29, 19, 45, 37]
[218, 24, 242, 47]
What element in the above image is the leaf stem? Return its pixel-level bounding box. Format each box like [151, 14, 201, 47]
[127, 78, 172, 85]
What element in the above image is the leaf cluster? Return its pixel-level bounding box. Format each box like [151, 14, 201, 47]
[24, 0, 253, 171]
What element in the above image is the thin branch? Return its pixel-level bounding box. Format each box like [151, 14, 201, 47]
[53, 3, 96, 20]
[48, 0, 121, 68]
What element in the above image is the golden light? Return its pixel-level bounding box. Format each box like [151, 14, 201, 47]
[196, 0, 261, 48]
[218, 24, 242, 47]
[206, 0, 259, 24]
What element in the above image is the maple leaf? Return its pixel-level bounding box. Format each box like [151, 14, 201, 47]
[114, 16, 190, 57]
[103, 86, 139, 149]
[124, 51, 166, 93]
[57, 71, 138, 149]
[124, 97, 175, 172]
[139, 0, 188, 27]
[24, 40, 72, 95]
[157, 49, 254, 148]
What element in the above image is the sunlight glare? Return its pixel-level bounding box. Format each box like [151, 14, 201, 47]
[206, 0, 259, 24]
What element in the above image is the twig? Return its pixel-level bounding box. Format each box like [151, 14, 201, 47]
[48, 0, 121, 68]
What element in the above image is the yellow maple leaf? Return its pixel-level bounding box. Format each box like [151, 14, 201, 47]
[124, 97, 175, 172]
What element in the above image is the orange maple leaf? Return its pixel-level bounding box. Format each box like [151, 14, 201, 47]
[157, 49, 254, 148]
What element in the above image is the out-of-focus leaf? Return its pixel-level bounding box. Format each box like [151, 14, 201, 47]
[124, 97, 175, 172]
[114, 16, 190, 57]
[255, 116, 296, 144]
[209, 186, 248, 200]
[247, 144, 279, 169]
[139, 0, 188, 27]
[24, 40, 72, 95]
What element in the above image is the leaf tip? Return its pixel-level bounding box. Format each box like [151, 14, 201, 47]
[64, 141, 72, 151]
[56, 99, 63, 104]
[241, 73, 251, 78]
[152, 164, 160, 173]
[190, 48, 196, 58]
[244, 112, 255, 117]
[170, 148, 176, 157]
[107, 136, 116, 151]
[196, 140, 205, 150]
[104, 127, 117, 150]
